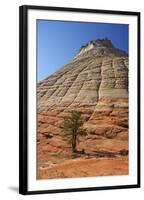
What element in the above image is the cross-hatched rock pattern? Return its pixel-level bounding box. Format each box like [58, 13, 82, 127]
[37, 39, 128, 112]
[37, 39, 129, 179]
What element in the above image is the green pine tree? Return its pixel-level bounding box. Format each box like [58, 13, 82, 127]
[63, 111, 87, 153]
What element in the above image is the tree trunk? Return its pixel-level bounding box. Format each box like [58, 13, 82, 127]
[72, 133, 77, 153]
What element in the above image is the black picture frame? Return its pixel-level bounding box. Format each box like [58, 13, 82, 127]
[19, 5, 141, 195]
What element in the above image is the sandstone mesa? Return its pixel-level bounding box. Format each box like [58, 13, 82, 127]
[37, 38, 129, 179]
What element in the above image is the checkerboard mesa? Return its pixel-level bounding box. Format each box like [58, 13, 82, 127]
[74, 38, 127, 60]
[37, 39, 128, 176]
[37, 38, 128, 112]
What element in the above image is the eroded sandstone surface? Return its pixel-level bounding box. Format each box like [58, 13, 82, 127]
[37, 38, 129, 179]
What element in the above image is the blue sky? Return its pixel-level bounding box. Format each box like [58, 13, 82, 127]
[37, 20, 128, 81]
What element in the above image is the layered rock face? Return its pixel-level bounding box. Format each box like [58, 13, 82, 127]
[37, 38, 128, 112]
[37, 38, 128, 179]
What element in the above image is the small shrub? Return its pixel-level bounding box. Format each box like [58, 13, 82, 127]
[119, 149, 128, 156]
[43, 133, 53, 139]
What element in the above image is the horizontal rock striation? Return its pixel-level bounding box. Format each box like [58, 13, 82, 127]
[37, 39, 128, 112]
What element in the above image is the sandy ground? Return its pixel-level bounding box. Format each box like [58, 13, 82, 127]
[37, 156, 128, 179]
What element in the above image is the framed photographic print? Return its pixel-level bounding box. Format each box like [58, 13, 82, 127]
[19, 5, 140, 195]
